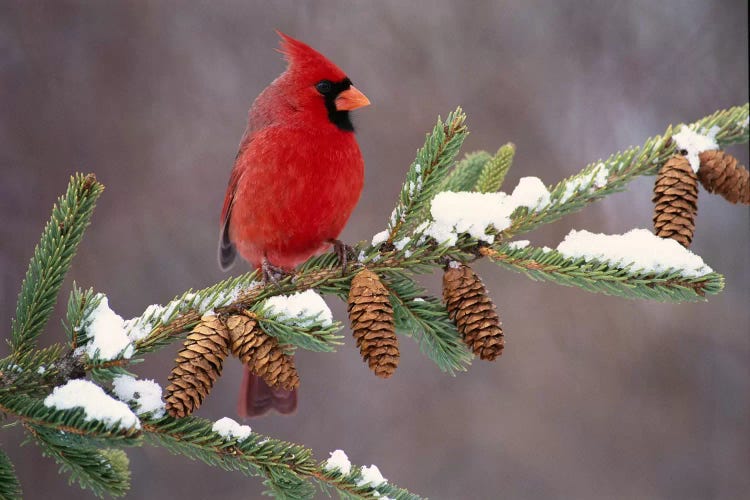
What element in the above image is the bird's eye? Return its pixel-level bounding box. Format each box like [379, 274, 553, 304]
[315, 80, 333, 94]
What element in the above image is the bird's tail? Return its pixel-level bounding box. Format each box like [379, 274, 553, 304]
[237, 368, 297, 418]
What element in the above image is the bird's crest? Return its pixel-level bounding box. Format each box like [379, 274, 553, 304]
[275, 31, 346, 82]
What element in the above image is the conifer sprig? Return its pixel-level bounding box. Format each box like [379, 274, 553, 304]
[387, 107, 468, 242]
[476, 143, 516, 193]
[143, 416, 421, 499]
[503, 104, 749, 238]
[480, 244, 724, 301]
[0, 448, 22, 500]
[25, 424, 131, 498]
[10, 174, 104, 357]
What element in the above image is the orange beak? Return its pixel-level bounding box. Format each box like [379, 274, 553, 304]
[335, 86, 371, 111]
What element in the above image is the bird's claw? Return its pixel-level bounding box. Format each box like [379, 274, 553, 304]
[261, 259, 290, 285]
[330, 239, 355, 276]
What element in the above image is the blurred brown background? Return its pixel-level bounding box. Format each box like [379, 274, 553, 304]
[1, 1, 748, 499]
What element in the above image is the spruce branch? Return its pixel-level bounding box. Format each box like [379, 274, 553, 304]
[502, 104, 748, 239]
[383, 270, 473, 374]
[0, 392, 142, 446]
[0, 448, 22, 500]
[25, 424, 131, 498]
[253, 306, 344, 354]
[480, 244, 723, 301]
[143, 416, 421, 500]
[387, 107, 468, 242]
[476, 143, 516, 193]
[10, 174, 104, 357]
[441, 150, 493, 192]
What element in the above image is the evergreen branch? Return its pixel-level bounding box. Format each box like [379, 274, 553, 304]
[383, 270, 473, 374]
[143, 416, 421, 499]
[10, 174, 104, 357]
[480, 244, 724, 301]
[387, 107, 468, 242]
[502, 104, 748, 239]
[26, 424, 131, 498]
[64, 283, 97, 348]
[0, 393, 142, 445]
[440, 150, 492, 192]
[476, 143, 515, 193]
[254, 308, 344, 354]
[0, 448, 22, 500]
[0, 344, 81, 397]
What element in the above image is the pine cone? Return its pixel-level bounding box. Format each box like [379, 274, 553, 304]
[347, 269, 399, 378]
[698, 150, 750, 204]
[443, 263, 504, 361]
[227, 311, 299, 391]
[165, 314, 230, 418]
[652, 155, 698, 248]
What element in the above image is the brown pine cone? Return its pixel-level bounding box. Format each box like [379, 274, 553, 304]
[165, 314, 230, 418]
[698, 150, 750, 204]
[347, 269, 399, 378]
[652, 155, 699, 247]
[443, 263, 504, 361]
[226, 311, 299, 391]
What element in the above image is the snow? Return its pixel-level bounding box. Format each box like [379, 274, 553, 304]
[558, 163, 609, 204]
[264, 290, 333, 327]
[84, 296, 134, 360]
[371, 230, 389, 246]
[44, 379, 140, 430]
[672, 126, 719, 172]
[357, 464, 387, 487]
[324, 449, 352, 475]
[448, 260, 462, 269]
[196, 285, 243, 312]
[508, 240, 530, 250]
[394, 237, 410, 251]
[37, 365, 46, 374]
[123, 303, 165, 342]
[212, 417, 251, 441]
[112, 375, 165, 418]
[510, 176, 551, 211]
[426, 192, 513, 246]
[413, 297, 425, 302]
[426, 177, 552, 246]
[556, 228, 713, 277]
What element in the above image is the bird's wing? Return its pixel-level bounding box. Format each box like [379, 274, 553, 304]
[218, 136, 251, 270]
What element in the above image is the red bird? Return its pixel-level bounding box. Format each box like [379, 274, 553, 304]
[219, 32, 370, 417]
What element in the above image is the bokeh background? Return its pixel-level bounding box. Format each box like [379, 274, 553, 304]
[1, 1, 748, 499]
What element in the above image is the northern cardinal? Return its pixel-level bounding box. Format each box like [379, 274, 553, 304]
[219, 32, 370, 417]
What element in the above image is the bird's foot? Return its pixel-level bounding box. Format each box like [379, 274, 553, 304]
[329, 239, 355, 275]
[261, 258, 291, 285]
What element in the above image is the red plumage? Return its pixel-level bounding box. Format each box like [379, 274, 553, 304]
[219, 32, 370, 417]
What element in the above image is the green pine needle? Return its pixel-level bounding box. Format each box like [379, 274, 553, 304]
[143, 416, 421, 500]
[10, 174, 104, 357]
[504, 104, 749, 238]
[485, 243, 724, 302]
[387, 107, 468, 242]
[255, 306, 344, 354]
[28, 425, 131, 498]
[440, 150, 492, 192]
[384, 271, 473, 374]
[0, 448, 22, 500]
[475, 143, 515, 193]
